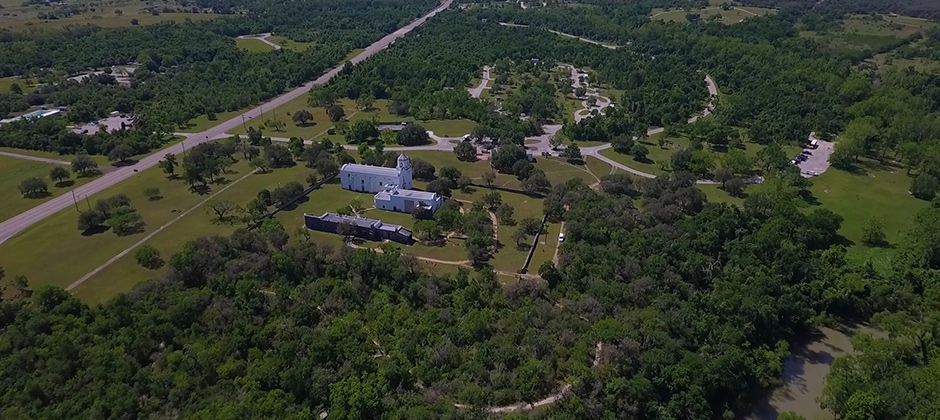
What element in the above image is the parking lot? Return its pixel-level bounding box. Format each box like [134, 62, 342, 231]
[71, 114, 134, 135]
[796, 137, 834, 178]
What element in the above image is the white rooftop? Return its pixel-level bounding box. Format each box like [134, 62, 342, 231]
[340, 163, 400, 177]
[375, 187, 439, 202]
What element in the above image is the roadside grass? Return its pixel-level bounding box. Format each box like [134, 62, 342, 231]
[179, 108, 253, 133]
[0, 158, 254, 297]
[0, 147, 111, 166]
[0, 76, 35, 94]
[344, 49, 364, 62]
[805, 160, 927, 270]
[235, 38, 276, 53]
[267, 35, 315, 52]
[0, 155, 97, 223]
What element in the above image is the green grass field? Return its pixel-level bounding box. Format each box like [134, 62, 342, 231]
[0, 76, 36, 94]
[651, 6, 775, 24]
[801, 15, 934, 53]
[178, 108, 252, 133]
[0, 147, 111, 166]
[0, 8, 216, 31]
[806, 160, 927, 269]
[0, 157, 256, 301]
[0, 155, 98, 223]
[235, 38, 276, 53]
[268, 35, 315, 52]
[229, 98, 477, 142]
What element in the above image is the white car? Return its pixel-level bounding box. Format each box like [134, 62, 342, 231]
[558, 232, 565, 242]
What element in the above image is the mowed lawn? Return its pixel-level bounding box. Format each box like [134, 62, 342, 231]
[268, 35, 316, 52]
[0, 156, 97, 223]
[806, 162, 927, 269]
[0, 147, 111, 166]
[73, 162, 322, 302]
[235, 38, 276, 53]
[0, 76, 35, 94]
[0, 158, 256, 298]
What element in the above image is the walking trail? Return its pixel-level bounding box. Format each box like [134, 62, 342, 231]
[67, 169, 258, 292]
[0, 150, 71, 166]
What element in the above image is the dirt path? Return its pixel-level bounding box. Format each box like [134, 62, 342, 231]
[66, 169, 258, 292]
[0, 150, 71, 166]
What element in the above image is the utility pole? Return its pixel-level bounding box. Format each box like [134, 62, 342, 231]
[260, 106, 265, 124]
[71, 190, 79, 212]
[241, 115, 247, 131]
[84, 195, 92, 211]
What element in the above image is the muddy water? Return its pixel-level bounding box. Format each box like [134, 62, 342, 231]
[746, 325, 879, 420]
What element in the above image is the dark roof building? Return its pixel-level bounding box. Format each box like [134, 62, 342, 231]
[304, 212, 413, 245]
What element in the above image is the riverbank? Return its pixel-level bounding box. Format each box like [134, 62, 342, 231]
[745, 323, 881, 420]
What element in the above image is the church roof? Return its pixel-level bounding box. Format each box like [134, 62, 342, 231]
[340, 163, 400, 177]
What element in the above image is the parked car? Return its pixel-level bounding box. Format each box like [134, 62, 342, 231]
[558, 232, 565, 242]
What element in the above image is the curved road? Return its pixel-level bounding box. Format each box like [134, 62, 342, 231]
[0, 0, 453, 245]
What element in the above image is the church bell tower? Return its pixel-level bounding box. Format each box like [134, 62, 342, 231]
[397, 153, 413, 189]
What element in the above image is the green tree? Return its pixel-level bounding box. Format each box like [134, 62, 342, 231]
[292, 109, 313, 126]
[108, 144, 134, 163]
[49, 166, 70, 185]
[71, 155, 99, 177]
[346, 120, 379, 144]
[18, 177, 48, 198]
[396, 123, 429, 146]
[108, 206, 145, 236]
[327, 105, 345, 122]
[143, 187, 162, 201]
[861, 216, 887, 247]
[135, 245, 164, 269]
[159, 153, 177, 177]
[912, 174, 939, 200]
[455, 140, 476, 161]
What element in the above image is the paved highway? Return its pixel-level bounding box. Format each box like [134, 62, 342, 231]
[0, 0, 453, 245]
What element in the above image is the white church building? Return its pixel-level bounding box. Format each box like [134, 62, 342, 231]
[340, 153, 413, 193]
[339, 153, 443, 214]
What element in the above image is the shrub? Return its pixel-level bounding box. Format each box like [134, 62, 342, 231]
[135, 245, 164, 269]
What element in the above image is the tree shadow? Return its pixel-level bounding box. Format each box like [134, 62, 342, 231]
[24, 191, 52, 199]
[633, 156, 654, 165]
[77, 170, 103, 178]
[190, 184, 211, 195]
[54, 180, 75, 188]
[801, 190, 821, 206]
[834, 234, 855, 248]
[212, 177, 232, 186]
[280, 195, 310, 212]
[81, 225, 111, 236]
